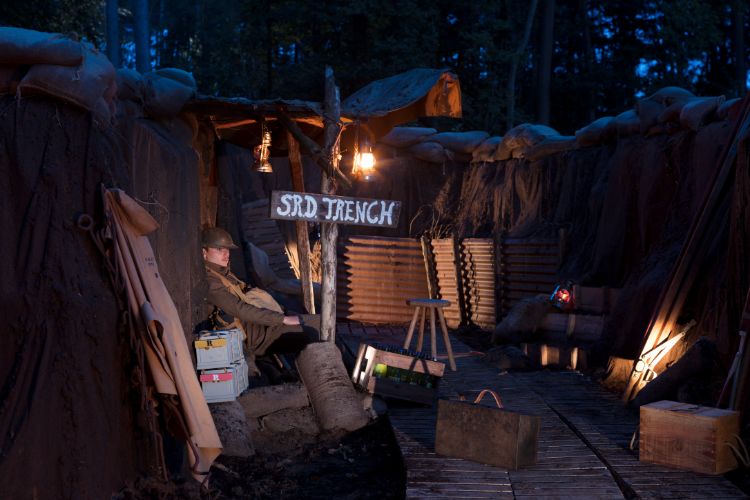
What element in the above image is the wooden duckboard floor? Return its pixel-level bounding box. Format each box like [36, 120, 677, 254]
[338, 322, 747, 499]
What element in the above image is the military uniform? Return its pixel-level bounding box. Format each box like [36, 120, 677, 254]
[204, 261, 320, 357]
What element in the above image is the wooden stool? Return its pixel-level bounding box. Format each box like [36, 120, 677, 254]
[403, 298, 457, 371]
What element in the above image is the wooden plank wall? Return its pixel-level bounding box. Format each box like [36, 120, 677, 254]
[498, 237, 559, 316]
[432, 238, 496, 329]
[336, 235, 429, 324]
[241, 199, 296, 280]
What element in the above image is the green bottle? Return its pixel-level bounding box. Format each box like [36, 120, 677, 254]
[373, 363, 388, 378]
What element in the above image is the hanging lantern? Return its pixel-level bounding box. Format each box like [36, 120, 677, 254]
[351, 122, 376, 181]
[252, 125, 273, 173]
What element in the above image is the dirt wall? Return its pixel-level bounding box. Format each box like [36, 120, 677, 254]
[0, 95, 207, 499]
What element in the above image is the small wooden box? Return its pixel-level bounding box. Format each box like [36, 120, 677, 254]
[435, 397, 540, 469]
[351, 343, 445, 405]
[640, 400, 740, 474]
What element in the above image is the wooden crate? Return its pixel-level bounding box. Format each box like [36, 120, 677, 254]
[435, 397, 540, 469]
[640, 400, 740, 474]
[351, 343, 445, 405]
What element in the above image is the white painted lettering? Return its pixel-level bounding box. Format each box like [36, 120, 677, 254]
[355, 200, 366, 224]
[277, 194, 292, 216]
[335, 199, 345, 221]
[379, 201, 396, 226]
[303, 195, 317, 218]
[292, 194, 303, 217]
[321, 197, 335, 220]
[366, 201, 379, 224]
[344, 200, 355, 222]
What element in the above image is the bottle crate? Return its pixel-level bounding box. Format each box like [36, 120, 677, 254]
[351, 342, 445, 405]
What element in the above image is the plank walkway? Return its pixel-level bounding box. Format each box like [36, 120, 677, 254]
[338, 322, 747, 499]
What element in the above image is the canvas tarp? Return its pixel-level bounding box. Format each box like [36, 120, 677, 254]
[104, 188, 221, 480]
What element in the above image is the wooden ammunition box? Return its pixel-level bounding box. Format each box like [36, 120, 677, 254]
[435, 397, 540, 469]
[640, 400, 740, 474]
[351, 343, 445, 405]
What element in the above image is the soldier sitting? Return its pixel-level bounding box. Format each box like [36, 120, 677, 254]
[201, 227, 320, 377]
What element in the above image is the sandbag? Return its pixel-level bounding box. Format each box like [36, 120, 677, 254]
[0, 27, 83, 66]
[407, 140, 449, 163]
[472, 136, 502, 162]
[143, 70, 196, 119]
[431, 130, 489, 154]
[679, 95, 725, 131]
[646, 86, 695, 106]
[658, 98, 693, 124]
[636, 97, 666, 134]
[380, 126, 437, 148]
[492, 295, 550, 345]
[501, 123, 560, 156]
[19, 42, 116, 126]
[493, 139, 512, 161]
[0, 65, 24, 95]
[606, 109, 639, 137]
[716, 97, 742, 121]
[575, 116, 614, 147]
[296, 342, 369, 432]
[522, 135, 576, 162]
[115, 68, 145, 103]
[153, 67, 197, 90]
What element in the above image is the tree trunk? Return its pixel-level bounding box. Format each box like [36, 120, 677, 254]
[507, 0, 539, 130]
[537, 0, 555, 125]
[320, 66, 341, 342]
[105, 0, 120, 68]
[733, 0, 747, 96]
[579, 0, 595, 123]
[134, 0, 150, 73]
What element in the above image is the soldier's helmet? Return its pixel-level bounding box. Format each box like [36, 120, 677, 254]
[201, 227, 239, 249]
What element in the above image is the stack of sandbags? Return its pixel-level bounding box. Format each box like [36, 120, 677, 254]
[575, 86, 738, 148]
[406, 130, 488, 163]
[1, 27, 117, 127]
[143, 68, 197, 119]
[498, 123, 575, 161]
[472, 136, 502, 162]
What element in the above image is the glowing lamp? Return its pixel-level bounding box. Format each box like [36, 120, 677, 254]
[550, 281, 575, 311]
[252, 129, 273, 173]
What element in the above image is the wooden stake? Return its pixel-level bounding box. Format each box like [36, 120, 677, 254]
[320, 66, 341, 342]
[286, 131, 315, 314]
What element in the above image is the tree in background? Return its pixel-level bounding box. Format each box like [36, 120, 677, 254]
[0, 0, 747, 135]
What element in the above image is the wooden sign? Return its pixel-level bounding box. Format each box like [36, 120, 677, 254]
[269, 190, 401, 228]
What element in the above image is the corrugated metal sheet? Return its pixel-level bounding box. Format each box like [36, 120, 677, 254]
[462, 238, 496, 329]
[241, 199, 296, 280]
[337, 235, 429, 324]
[498, 237, 559, 315]
[432, 238, 496, 329]
[431, 239, 462, 328]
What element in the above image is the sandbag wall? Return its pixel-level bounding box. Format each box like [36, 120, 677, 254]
[336, 236, 429, 324]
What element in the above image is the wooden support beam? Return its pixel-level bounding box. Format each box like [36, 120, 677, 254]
[276, 109, 352, 190]
[286, 131, 316, 314]
[320, 66, 341, 342]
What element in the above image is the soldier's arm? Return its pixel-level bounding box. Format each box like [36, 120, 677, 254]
[206, 279, 285, 327]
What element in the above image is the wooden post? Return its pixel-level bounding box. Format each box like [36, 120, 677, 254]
[286, 131, 315, 314]
[421, 234, 438, 299]
[320, 66, 341, 342]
